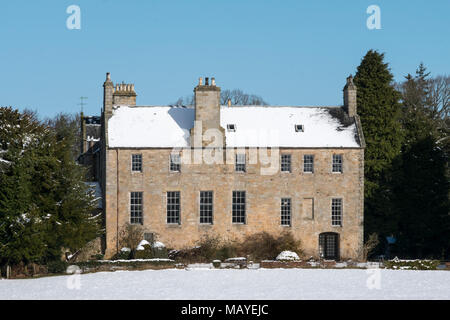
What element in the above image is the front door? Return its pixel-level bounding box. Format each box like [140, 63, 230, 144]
[319, 232, 339, 260]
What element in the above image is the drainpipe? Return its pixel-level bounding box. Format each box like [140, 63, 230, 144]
[116, 149, 119, 253]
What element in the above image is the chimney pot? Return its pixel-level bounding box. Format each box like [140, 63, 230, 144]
[211, 77, 216, 86]
[227, 99, 231, 107]
[205, 77, 209, 86]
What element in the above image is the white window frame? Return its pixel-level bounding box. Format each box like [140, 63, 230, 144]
[232, 191, 246, 224]
[281, 154, 292, 173]
[281, 198, 292, 227]
[199, 191, 214, 225]
[331, 198, 343, 227]
[170, 153, 181, 172]
[130, 191, 143, 225]
[332, 154, 343, 173]
[167, 191, 181, 224]
[303, 154, 314, 173]
[235, 154, 246, 173]
[131, 154, 143, 172]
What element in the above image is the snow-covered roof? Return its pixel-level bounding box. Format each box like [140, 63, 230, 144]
[108, 105, 362, 148]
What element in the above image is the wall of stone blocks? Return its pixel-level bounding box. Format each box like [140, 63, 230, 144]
[104, 147, 364, 260]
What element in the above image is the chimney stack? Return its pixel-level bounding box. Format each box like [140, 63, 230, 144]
[113, 80, 137, 106]
[191, 76, 223, 147]
[103, 72, 114, 116]
[343, 75, 357, 117]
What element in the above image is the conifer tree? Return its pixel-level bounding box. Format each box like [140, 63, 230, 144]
[394, 65, 450, 258]
[0, 107, 50, 264]
[353, 50, 404, 244]
[0, 107, 101, 266]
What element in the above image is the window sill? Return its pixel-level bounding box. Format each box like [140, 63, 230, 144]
[166, 223, 181, 227]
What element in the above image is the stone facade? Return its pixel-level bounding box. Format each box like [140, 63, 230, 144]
[100, 74, 365, 261]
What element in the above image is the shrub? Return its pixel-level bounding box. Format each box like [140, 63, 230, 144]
[358, 233, 379, 262]
[170, 235, 226, 263]
[152, 246, 168, 259]
[134, 244, 153, 259]
[215, 242, 239, 261]
[239, 231, 302, 261]
[276, 251, 300, 261]
[118, 223, 144, 253]
[112, 249, 131, 261]
[171, 232, 302, 263]
[196, 234, 221, 261]
[384, 259, 440, 270]
[47, 260, 69, 274]
[92, 254, 104, 261]
[134, 243, 169, 260]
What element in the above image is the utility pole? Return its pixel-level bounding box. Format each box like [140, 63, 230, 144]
[78, 96, 88, 113]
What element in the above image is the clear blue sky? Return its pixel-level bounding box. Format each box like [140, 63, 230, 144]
[1, 0, 449, 118]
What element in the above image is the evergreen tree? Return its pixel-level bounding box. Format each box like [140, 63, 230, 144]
[0, 107, 101, 266]
[394, 65, 450, 259]
[39, 129, 101, 261]
[353, 50, 404, 246]
[0, 107, 50, 264]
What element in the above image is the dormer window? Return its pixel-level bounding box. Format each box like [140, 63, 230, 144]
[295, 124, 304, 132]
[227, 124, 236, 132]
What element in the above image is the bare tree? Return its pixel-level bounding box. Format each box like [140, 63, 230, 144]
[172, 89, 268, 106]
[359, 233, 379, 262]
[428, 75, 449, 121]
[118, 223, 144, 251]
[220, 89, 268, 106]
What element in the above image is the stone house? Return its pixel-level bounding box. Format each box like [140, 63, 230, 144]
[97, 73, 365, 260]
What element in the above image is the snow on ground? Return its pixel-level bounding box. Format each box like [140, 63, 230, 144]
[1, 269, 449, 300]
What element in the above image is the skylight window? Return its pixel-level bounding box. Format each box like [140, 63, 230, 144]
[295, 124, 304, 132]
[227, 124, 236, 132]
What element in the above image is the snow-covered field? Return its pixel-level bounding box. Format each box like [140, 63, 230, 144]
[1, 268, 449, 300]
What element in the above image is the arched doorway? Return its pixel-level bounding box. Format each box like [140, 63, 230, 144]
[319, 232, 340, 260]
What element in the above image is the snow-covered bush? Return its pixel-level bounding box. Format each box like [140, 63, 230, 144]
[135, 240, 168, 259]
[384, 259, 440, 270]
[112, 247, 132, 260]
[135, 241, 153, 259]
[136, 240, 150, 251]
[151, 241, 168, 259]
[276, 251, 300, 261]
